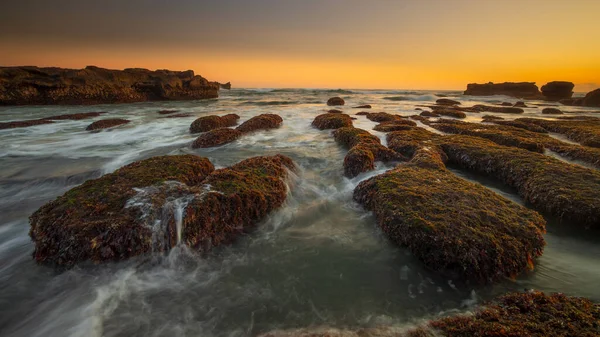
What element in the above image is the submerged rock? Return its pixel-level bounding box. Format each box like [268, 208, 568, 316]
[464, 82, 541, 98]
[312, 113, 353, 130]
[0, 112, 107, 130]
[354, 141, 546, 283]
[189, 114, 240, 133]
[333, 127, 404, 177]
[514, 101, 528, 108]
[236, 114, 283, 133]
[541, 81, 575, 101]
[364, 112, 404, 123]
[373, 119, 417, 132]
[328, 109, 343, 114]
[352, 104, 371, 109]
[419, 111, 440, 117]
[0, 66, 220, 105]
[471, 104, 524, 114]
[157, 110, 179, 115]
[85, 118, 130, 131]
[191, 128, 242, 148]
[327, 97, 345, 106]
[29, 154, 295, 267]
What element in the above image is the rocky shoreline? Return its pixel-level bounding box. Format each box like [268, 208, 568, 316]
[0, 66, 224, 105]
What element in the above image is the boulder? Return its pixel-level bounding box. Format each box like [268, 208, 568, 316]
[326, 97, 345, 106]
[354, 141, 545, 283]
[542, 107, 563, 114]
[464, 82, 541, 98]
[541, 81, 575, 101]
[435, 98, 461, 106]
[0, 66, 221, 105]
[236, 114, 283, 133]
[189, 114, 240, 133]
[311, 113, 353, 130]
[191, 128, 242, 148]
[86, 118, 130, 131]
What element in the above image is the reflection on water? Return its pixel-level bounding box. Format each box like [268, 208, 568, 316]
[1, 89, 599, 337]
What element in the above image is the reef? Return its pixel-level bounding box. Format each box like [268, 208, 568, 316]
[29, 154, 295, 267]
[85, 118, 130, 131]
[0, 66, 221, 105]
[189, 114, 240, 133]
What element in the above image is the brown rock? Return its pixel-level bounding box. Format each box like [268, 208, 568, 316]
[436, 98, 461, 106]
[541, 81, 575, 101]
[352, 104, 371, 109]
[191, 128, 242, 148]
[419, 111, 440, 117]
[542, 108, 563, 115]
[312, 113, 353, 130]
[327, 109, 343, 114]
[514, 101, 528, 108]
[464, 82, 541, 98]
[190, 114, 240, 133]
[86, 119, 130, 131]
[0, 66, 221, 105]
[236, 114, 283, 133]
[326, 97, 345, 106]
[582, 88, 600, 107]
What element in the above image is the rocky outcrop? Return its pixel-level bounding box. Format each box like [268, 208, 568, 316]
[464, 82, 541, 98]
[219, 82, 231, 90]
[29, 154, 295, 267]
[541, 81, 574, 101]
[189, 114, 240, 133]
[0, 112, 106, 130]
[85, 118, 130, 131]
[326, 97, 345, 106]
[311, 113, 353, 130]
[0, 66, 221, 105]
[191, 114, 283, 148]
[582, 88, 600, 107]
[515, 118, 600, 148]
[191, 128, 242, 148]
[355, 137, 546, 283]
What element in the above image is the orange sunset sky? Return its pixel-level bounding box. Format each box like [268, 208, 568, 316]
[1, 0, 599, 91]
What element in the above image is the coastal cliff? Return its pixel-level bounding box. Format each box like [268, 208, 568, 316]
[0, 66, 221, 105]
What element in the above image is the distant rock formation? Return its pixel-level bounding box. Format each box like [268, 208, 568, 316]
[560, 88, 600, 107]
[219, 82, 231, 90]
[0, 66, 222, 105]
[541, 81, 574, 101]
[464, 82, 541, 98]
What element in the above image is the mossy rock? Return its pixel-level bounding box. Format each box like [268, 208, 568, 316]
[354, 150, 546, 283]
[515, 118, 600, 148]
[29, 155, 215, 267]
[86, 118, 130, 131]
[236, 114, 283, 133]
[311, 113, 353, 130]
[182, 155, 295, 249]
[373, 119, 417, 132]
[420, 111, 440, 117]
[472, 104, 524, 114]
[189, 114, 240, 133]
[365, 112, 404, 123]
[191, 128, 242, 148]
[333, 127, 405, 177]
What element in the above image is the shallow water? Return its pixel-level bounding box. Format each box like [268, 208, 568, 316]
[1, 89, 599, 336]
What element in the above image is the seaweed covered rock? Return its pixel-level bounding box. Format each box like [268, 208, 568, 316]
[542, 107, 563, 114]
[311, 113, 353, 130]
[373, 119, 417, 132]
[363, 112, 404, 123]
[29, 155, 216, 266]
[464, 82, 541, 98]
[181, 155, 295, 250]
[189, 114, 240, 133]
[472, 104, 524, 114]
[333, 127, 404, 177]
[430, 107, 466, 119]
[327, 97, 345, 106]
[435, 98, 460, 106]
[236, 114, 283, 133]
[0, 112, 107, 130]
[541, 81, 575, 101]
[441, 135, 600, 228]
[191, 128, 242, 148]
[481, 115, 504, 121]
[354, 148, 546, 283]
[515, 118, 600, 148]
[424, 291, 600, 336]
[86, 118, 130, 131]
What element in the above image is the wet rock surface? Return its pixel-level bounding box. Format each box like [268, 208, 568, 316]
[0, 66, 221, 105]
[85, 118, 130, 131]
[354, 139, 546, 283]
[191, 128, 242, 148]
[236, 113, 283, 133]
[312, 113, 354, 130]
[29, 154, 295, 267]
[189, 114, 240, 133]
[0, 112, 107, 129]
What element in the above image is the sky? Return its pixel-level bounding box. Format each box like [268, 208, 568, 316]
[1, 0, 599, 91]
